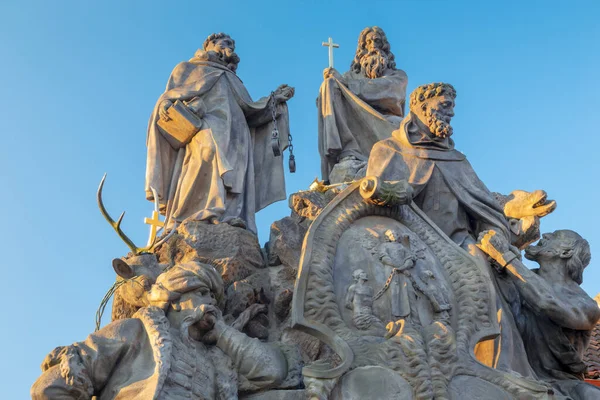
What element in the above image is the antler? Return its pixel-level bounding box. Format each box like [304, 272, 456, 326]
[97, 174, 154, 254]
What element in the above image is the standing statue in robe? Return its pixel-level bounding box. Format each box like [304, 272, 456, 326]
[373, 230, 451, 323]
[317, 26, 408, 183]
[145, 33, 295, 234]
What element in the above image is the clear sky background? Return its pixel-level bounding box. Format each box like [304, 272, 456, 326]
[1, 0, 599, 396]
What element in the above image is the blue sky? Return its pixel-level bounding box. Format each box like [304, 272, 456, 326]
[1, 0, 599, 396]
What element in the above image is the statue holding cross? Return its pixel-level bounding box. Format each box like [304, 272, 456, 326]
[317, 26, 408, 184]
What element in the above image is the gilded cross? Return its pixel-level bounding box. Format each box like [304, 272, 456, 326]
[322, 37, 340, 68]
[144, 210, 164, 247]
[144, 187, 164, 248]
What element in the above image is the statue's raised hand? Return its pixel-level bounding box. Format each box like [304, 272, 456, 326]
[273, 84, 295, 103]
[197, 304, 224, 344]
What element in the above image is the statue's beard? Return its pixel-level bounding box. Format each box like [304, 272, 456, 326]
[210, 48, 240, 73]
[360, 48, 388, 79]
[425, 108, 453, 139]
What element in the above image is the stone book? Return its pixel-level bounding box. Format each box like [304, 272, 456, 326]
[157, 100, 203, 149]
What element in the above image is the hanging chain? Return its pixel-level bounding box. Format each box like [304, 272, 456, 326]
[373, 268, 402, 301]
[270, 92, 281, 157]
[288, 123, 296, 173]
[269, 91, 296, 173]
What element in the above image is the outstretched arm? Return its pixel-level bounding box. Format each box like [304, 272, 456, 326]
[477, 231, 599, 330]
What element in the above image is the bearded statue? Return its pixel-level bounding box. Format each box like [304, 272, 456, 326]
[146, 32, 294, 234]
[350, 26, 398, 79]
[31, 262, 290, 399]
[317, 26, 408, 184]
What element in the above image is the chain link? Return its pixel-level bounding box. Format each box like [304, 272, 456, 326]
[269, 90, 296, 172]
[373, 268, 402, 301]
[270, 92, 281, 157]
[271, 92, 278, 123]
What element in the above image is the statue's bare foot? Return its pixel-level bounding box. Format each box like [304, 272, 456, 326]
[227, 217, 247, 229]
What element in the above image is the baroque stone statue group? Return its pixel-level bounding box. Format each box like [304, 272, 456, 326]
[31, 27, 600, 399]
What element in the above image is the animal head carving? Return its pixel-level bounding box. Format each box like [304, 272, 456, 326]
[494, 190, 557, 250]
[500, 190, 556, 220]
[113, 254, 167, 308]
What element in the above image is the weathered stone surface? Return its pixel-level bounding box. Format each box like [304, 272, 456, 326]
[226, 281, 256, 317]
[268, 217, 307, 269]
[331, 366, 414, 400]
[585, 295, 600, 379]
[274, 288, 293, 320]
[156, 220, 265, 287]
[447, 376, 512, 400]
[327, 158, 366, 184]
[226, 270, 272, 340]
[241, 390, 306, 400]
[289, 189, 339, 223]
[281, 328, 321, 363]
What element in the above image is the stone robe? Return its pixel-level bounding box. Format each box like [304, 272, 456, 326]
[318, 69, 407, 182]
[31, 307, 287, 400]
[146, 56, 289, 233]
[366, 114, 540, 378]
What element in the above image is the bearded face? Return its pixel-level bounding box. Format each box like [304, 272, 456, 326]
[419, 95, 455, 139]
[206, 37, 240, 73]
[171, 289, 219, 343]
[217, 47, 240, 73]
[359, 31, 390, 79]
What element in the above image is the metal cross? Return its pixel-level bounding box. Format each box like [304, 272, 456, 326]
[144, 187, 164, 247]
[322, 37, 339, 68]
[144, 210, 164, 247]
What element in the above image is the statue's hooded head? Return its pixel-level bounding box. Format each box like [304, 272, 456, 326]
[525, 230, 591, 285]
[195, 32, 240, 73]
[409, 83, 457, 140]
[350, 26, 396, 79]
